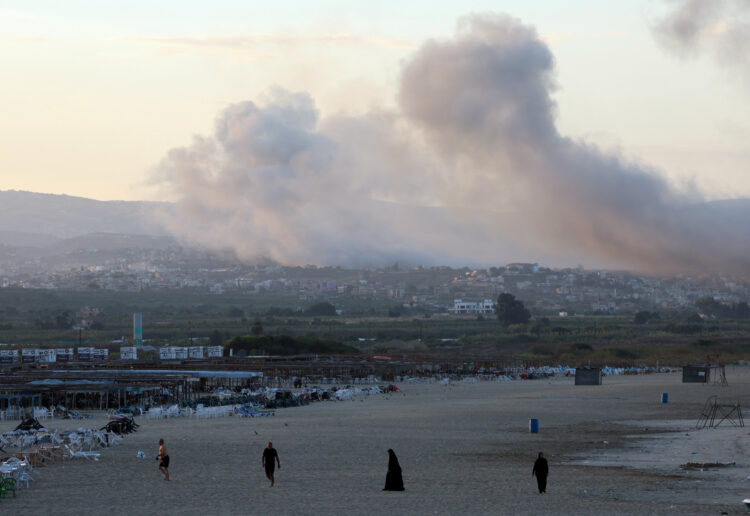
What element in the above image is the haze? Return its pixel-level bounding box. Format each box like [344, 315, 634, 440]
[1, 0, 749, 273]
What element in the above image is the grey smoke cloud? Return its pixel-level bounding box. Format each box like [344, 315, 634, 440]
[153, 13, 750, 275]
[653, 0, 750, 69]
[153, 88, 471, 266]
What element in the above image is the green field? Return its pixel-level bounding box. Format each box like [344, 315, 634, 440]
[1, 288, 749, 366]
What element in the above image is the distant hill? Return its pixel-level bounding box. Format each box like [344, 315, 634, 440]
[0, 190, 171, 246]
[0, 230, 62, 247]
[47, 233, 178, 253]
[2, 189, 750, 270]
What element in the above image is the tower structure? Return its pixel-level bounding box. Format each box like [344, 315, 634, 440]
[133, 312, 143, 347]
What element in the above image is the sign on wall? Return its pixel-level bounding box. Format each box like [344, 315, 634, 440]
[120, 347, 138, 360]
[36, 349, 56, 363]
[0, 349, 18, 364]
[56, 348, 74, 362]
[207, 346, 223, 358]
[159, 347, 175, 360]
[22, 348, 37, 364]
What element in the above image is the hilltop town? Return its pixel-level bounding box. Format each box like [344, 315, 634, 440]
[1, 243, 748, 317]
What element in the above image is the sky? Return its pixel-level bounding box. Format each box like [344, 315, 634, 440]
[1, 0, 748, 202]
[2, 1, 750, 273]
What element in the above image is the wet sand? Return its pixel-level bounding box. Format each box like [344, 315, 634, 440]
[3, 369, 750, 515]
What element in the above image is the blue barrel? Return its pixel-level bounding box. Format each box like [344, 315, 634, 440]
[661, 392, 669, 403]
[529, 418, 539, 433]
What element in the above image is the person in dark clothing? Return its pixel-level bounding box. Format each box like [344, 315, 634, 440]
[157, 439, 170, 481]
[262, 442, 280, 487]
[532, 452, 548, 493]
[383, 449, 405, 491]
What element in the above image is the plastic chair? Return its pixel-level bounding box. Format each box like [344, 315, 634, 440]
[0, 477, 17, 498]
[64, 445, 101, 461]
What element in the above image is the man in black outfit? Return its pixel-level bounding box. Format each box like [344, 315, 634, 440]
[262, 442, 281, 486]
[532, 451, 548, 493]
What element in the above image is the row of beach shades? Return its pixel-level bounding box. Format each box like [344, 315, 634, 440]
[329, 386, 387, 400]
[600, 366, 679, 375]
[267, 376, 393, 387]
[393, 366, 680, 384]
[145, 385, 394, 418]
[277, 385, 388, 401]
[144, 404, 239, 418]
[145, 403, 273, 419]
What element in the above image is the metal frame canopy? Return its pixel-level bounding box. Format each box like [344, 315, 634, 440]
[46, 369, 263, 379]
[0, 393, 41, 421]
[0, 369, 264, 420]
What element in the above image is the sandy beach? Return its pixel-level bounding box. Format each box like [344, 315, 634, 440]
[3, 369, 750, 515]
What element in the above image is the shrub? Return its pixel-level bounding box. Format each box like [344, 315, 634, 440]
[613, 347, 640, 359]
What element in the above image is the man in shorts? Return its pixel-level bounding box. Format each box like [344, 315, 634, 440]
[157, 439, 170, 481]
[262, 442, 280, 486]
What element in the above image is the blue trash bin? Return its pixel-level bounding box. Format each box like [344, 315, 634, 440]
[661, 392, 669, 403]
[529, 418, 539, 433]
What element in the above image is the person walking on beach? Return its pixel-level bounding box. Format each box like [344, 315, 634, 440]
[262, 442, 280, 487]
[383, 449, 405, 491]
[157, 439, 170, 481]
[532, 452, 548, 493]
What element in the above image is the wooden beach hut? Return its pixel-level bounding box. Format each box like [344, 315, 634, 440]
[574, 367, 602, 385]
[682, 365, 708, 383]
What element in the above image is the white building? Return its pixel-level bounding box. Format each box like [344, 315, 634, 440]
[452, 299, 495, 315]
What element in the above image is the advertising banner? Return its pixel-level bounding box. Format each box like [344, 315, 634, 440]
[159, 347, 175, 360]
[56, 348, 74, 362]
[78, 347, 94, 361]
[0, 349, 18, 364]
[207, 346, 223, 358]
[36, 349, 56, 363]
[22, 348, 37, 364]
[120, 347, 138, 360]
[189, 346, 204, 359]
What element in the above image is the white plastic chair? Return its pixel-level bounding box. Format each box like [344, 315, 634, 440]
[64, 444, 100, 461]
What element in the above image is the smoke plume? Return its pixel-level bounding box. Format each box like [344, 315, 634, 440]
[153, 13, 750, 275]
[653, 0, 750, 70]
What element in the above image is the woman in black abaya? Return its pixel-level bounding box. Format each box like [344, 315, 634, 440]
[383, 449, 405, 491]
[532, 451, 548, 493]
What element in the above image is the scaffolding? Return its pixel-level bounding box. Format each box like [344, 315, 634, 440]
[696, 395, 744, 429]
[0, 393, 42, 421]
[706, 354, 728, 387]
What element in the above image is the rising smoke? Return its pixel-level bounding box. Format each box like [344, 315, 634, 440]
[653, 0, 750, 71]
[153, 13, 750, 275]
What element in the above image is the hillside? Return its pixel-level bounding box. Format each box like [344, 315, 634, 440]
[0, 190, 171, 245]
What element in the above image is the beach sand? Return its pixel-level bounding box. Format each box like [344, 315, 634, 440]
[3, 368, 750, 515]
